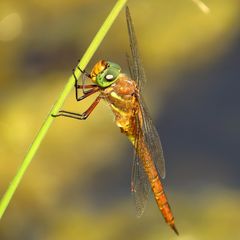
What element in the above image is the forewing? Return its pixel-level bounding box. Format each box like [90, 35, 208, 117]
[126, 6, 146, 91]
[126, 6, 166, 179]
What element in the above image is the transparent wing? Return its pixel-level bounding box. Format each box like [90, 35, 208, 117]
[126, 6, 146, 92]
[139, 96, 166, 179]
[131, 110, 150, 217]
[130, 98, 166, 217]
[126, 6, 166, 179]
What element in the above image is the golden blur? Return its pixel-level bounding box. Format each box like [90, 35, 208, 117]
[0, 0, 240, 239]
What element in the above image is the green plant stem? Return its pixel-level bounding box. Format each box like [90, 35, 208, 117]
[0, 0, 127, 219]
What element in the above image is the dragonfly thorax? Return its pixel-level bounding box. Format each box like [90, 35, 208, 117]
[90, 60, 121, 88]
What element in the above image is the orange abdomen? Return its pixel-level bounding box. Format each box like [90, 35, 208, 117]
[138, 140, 179, 235]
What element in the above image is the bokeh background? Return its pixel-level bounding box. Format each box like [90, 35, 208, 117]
[0, 0, 240, 239]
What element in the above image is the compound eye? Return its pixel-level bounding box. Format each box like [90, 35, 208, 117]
[105, 74, 114, 81]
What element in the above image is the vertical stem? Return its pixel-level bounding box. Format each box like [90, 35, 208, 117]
[0, 0, 127, 219]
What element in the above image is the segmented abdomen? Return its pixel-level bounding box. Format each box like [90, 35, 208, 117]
[137, 138, 178, 234]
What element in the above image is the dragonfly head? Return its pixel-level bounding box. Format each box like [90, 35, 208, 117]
[90, 60, 121, 88]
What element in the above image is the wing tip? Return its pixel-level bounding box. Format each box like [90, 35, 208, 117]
[126, 5, 130, 13]
[160, 172, 166, 179]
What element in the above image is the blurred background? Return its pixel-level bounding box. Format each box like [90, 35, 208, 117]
[0, 0, 240, 239]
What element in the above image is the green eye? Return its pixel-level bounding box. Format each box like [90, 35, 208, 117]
[96, 61, 121, 88]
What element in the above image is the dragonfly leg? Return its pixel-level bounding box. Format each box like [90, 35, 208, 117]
[72, 68, 98, 101]
[75, 85, 100, 102]
[52, 95, 101, 120]
[78, 67, 92, 94]
[72, 65, 92, 94]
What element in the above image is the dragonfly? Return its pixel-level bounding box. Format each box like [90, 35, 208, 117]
[53, 6, 178, 235]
